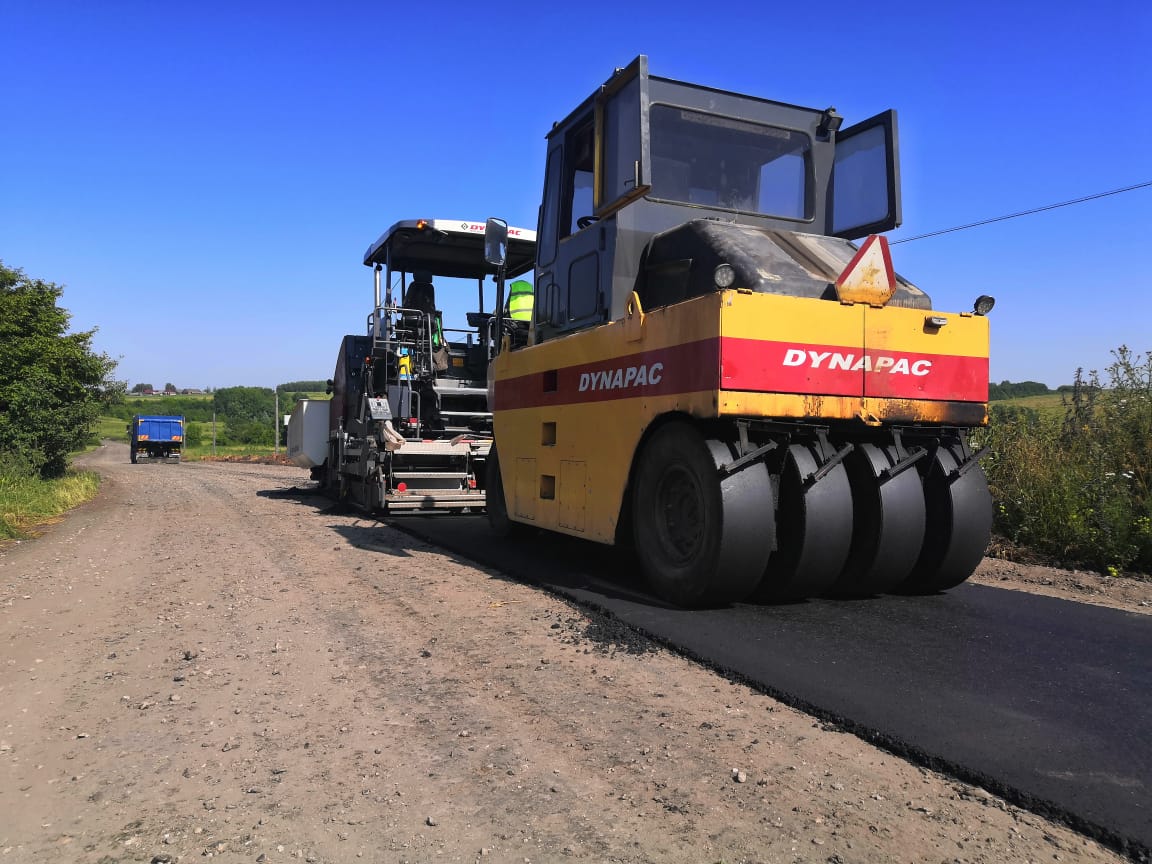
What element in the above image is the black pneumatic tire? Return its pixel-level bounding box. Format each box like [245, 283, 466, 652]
[632, 422, 770, 608]
[485, 446, 523, 538]
[902, 441, 993, 593]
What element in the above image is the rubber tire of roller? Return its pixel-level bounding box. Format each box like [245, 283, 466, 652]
[632, 422, 771, 608]
[756, 442, 853, 601]
[901, 444, 992, 593]
[485, 445, 523, 538]
[834, 443, 927, 596]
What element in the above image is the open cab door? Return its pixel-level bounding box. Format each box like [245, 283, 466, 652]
[594, 55, 653, 219]
[829, 109, 901, 240]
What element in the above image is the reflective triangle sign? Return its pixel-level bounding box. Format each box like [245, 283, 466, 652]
[834, 235, 896, 307]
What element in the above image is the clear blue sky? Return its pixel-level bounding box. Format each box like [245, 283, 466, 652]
[3, 0, 1149, 390]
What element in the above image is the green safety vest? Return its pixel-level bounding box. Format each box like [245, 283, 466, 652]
[508, 280, 533, 321]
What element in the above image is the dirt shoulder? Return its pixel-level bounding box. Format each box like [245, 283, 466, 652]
[972, 555, 1151, 616]
[0, 442, 1133, 863]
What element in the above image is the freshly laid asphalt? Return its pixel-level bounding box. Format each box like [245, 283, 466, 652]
[371, 513, 1150, 859]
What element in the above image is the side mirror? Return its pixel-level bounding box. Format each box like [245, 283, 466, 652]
[484, 217, 508, 267]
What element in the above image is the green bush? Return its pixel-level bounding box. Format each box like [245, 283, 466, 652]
[985, 346, 1152, 574]
[185, 422, 204, 448]
[0, 261, 124, 477]
[227, 419, 273, 446]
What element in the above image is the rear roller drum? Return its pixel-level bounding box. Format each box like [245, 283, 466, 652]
[834, 443, 926, 596]
[901, 439, 992, 593]
[756, 441, 853, 600]
[632, 422, 773, 608]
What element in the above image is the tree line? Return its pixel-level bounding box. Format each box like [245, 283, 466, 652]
[108, 386, 326, 447]
[987, 380, 1076, 400]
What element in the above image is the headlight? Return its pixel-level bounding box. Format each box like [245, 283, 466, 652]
[973, 295, 996, 315]
[714, 263, 736, 288]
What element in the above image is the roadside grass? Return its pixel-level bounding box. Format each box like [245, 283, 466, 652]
[981, 347, 1152, 576]
[0, 469, 101, 541]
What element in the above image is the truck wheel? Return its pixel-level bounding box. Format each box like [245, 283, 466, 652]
[632, 422, 771, 608]
[130, 451, 137, 464]
[485, 446, 522, 538]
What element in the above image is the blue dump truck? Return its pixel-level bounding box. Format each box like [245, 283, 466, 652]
[129, 415, 185, 464]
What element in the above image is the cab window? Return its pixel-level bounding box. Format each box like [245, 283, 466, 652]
[648, 105, 812, 220]
[561, 119, 595, 237]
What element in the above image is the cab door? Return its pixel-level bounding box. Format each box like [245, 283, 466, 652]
[829, 109, 901, 240]
[536, 56, 651, 344]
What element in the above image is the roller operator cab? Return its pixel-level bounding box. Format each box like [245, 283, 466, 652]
[295, 219, 536, 513]
[485, 57, 995, 607]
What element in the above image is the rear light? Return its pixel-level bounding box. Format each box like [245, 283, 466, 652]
[397, 482, 408, 493]
[468, 478, 477, 489]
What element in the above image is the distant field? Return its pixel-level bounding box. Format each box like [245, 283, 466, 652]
[95, 415, 131, 441]
[992, 393, 1067, 418]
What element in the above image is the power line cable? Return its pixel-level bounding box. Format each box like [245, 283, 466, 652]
[890, 180, 1152, 244]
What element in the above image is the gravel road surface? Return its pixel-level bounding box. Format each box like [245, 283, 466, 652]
[0, 442, 1136, 863]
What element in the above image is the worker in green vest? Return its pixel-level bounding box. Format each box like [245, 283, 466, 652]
[507, 280, 533, 322]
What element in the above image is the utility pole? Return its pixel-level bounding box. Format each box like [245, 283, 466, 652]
[274, 390, 280, 456]
[212, 412, 216, 456]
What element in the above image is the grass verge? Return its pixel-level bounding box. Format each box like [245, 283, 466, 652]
[183, 443, 293, 464]
[0, 469, 101, 541]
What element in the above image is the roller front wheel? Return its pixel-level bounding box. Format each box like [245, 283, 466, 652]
[633, 422, 772, 608]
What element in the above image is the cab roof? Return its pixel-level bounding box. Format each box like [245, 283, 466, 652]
[362, 219, 537, 279]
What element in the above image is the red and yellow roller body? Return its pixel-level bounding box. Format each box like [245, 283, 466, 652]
[492, 288, 989, 544]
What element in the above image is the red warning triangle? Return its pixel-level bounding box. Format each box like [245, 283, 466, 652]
[834, 235, 896, 307]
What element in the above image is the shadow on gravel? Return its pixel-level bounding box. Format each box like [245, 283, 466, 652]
[255, 483, 327, 501]
[254, 482, 669, 603]
[255, 483, 664, 655]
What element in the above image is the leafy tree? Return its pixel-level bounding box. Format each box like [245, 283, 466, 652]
[131, 382, 154, 394]
[0, 262, 124, 477]
[164, 382, 176, 392]
[213, 386, 275, 425]
[229, 419, 273, 445]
